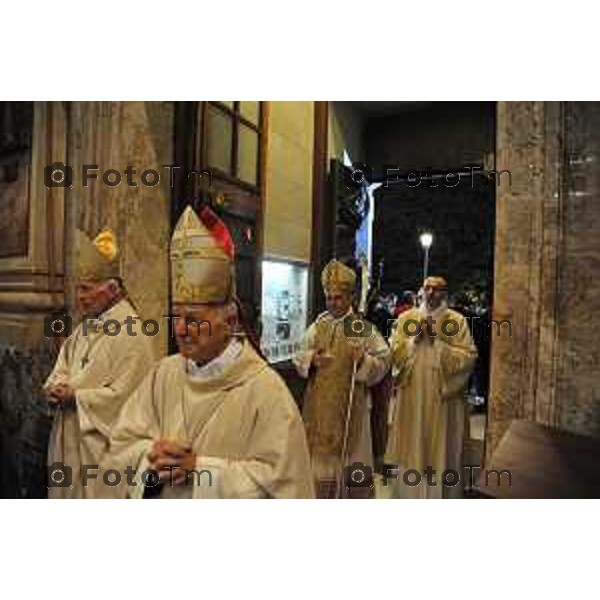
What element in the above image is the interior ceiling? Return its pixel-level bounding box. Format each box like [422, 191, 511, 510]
[350, 101, 435, 116]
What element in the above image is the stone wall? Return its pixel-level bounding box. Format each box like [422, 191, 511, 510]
[0, 102, 173, 498]
[487, 101, 600, 458]
[0, 102, 68, 497]
[263, 101, 314, 263]
[65, 101, 173, 353]
[554, 102, 600, 436]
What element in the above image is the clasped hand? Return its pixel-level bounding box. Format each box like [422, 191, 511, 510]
[414, 318, 435, 344]
[45, 383, 76, 408]
[147, 439, 197, 486]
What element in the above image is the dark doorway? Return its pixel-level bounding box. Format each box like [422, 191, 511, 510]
[365, 101, 497, 455]
[373, 171, 496, 308]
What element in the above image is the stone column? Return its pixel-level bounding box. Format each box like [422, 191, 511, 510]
[65, 101, 173, 356]
[0, 102, 174, 497]
[553, 102, 600, 436]
[487, 101, 563, 458]
[487, 101, 600, 459]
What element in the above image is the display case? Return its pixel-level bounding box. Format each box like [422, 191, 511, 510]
[260, 259, 308, 364]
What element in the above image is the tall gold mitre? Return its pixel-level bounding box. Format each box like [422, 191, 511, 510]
[74, 228, 121, 280]
[321, 259, 357, 294]
[170, 205, 235, 304]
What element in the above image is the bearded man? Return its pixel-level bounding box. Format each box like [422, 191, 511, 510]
[385, 276, 477, 499]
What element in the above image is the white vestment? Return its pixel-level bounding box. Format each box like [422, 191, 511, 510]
[99, 341, 315, 499]
[384, 303, 477, 499]
[44, 299, 156, 498]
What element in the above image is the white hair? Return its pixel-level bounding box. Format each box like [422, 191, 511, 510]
[106, 277, 124, 291]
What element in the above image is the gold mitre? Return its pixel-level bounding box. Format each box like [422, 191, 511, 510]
[321, 259, 357, 294]
[74, 227, 121, 281]
[170, 204, 235, 304]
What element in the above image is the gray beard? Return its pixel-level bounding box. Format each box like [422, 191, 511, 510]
[418, 299, 448, 318]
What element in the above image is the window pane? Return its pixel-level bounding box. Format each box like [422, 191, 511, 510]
[217, 101, 234, 110]
[240, 101, 260, 125]
[206, 105, 233, 175]
[237, 124, 259, 186]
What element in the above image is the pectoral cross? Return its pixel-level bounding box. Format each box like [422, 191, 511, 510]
[80, 337, 92, 369]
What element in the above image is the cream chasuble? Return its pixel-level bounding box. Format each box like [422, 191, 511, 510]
[44, 298, 156, 498]
[385, 305, 477, 499]
[100, 342, 315, 499]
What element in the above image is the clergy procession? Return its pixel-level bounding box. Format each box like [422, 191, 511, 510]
[44, 203, 476, 500]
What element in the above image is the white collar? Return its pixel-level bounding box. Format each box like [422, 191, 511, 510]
[186, 337, 243, 380]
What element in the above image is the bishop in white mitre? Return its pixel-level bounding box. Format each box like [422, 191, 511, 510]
[100, 205, 314, 499]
